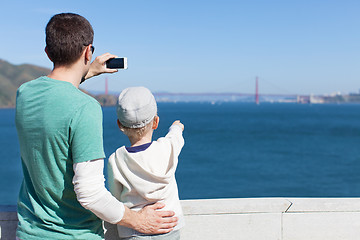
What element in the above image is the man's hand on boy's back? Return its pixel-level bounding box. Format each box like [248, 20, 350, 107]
[172, 120, 184, 131]
[119, 202, 178, 234]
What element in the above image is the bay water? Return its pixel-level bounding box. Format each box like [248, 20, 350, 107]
[1, 102, 360, 205]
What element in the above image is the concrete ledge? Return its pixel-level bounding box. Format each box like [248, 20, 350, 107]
[283, 212, 360, 240]
[181, 198, 292, 214]
[286, 198, 360, 212]
[3, 198, 360, 240]
[0, 206, 18, 240]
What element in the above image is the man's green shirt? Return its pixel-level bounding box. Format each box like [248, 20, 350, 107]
[15, 76, 106, 240]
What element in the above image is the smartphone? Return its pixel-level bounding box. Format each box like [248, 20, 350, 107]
[106, 57, 128, 69]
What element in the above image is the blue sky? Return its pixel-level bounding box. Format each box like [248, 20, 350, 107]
[1, 0, 359, 95]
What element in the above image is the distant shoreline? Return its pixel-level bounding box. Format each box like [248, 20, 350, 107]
[0, 106, 15, 109]
[3, 101, 360, 110]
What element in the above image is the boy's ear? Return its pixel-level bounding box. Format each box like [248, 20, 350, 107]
[117, 119, 122, 129]
[152, 116, 159, 130]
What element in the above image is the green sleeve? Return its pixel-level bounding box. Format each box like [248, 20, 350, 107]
[69, 101, 105, 163]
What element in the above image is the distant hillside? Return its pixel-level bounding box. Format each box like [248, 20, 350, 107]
[0, 59, 119, 108]
[0, 59, 51, 108]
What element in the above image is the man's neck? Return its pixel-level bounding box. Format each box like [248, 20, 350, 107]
[47, 63, 86, 88]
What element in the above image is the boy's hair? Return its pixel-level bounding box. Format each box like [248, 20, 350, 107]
[45, 13, 94, 66]
[119, 118, 154, 141]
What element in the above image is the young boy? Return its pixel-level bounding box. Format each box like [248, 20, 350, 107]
[108, 87, 185, 239]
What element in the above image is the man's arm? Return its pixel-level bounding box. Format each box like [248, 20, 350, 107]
[73, 159, 124, 223]
[73, 159, 178, 234]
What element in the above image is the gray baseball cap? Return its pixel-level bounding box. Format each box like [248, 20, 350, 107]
[116, 87, 157, 128]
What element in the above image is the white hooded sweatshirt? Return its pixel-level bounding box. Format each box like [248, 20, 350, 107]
[107, 125, 185, 238]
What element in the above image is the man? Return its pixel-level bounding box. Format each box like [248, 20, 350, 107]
[15, 13, 177, 240]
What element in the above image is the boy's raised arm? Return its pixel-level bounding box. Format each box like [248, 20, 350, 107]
[164, 120, 185, 156]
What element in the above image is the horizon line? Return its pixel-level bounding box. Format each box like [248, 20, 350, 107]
[87, 90, 353, 97]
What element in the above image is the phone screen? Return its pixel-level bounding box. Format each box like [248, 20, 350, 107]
[106, 58, 126, 69]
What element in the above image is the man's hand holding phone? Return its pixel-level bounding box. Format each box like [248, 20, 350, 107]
[84, 53, 119, 80]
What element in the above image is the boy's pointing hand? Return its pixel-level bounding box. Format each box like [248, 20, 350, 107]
[172, 120, 184, 131]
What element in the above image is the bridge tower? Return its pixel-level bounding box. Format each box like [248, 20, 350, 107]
[255, 76, 259, 104]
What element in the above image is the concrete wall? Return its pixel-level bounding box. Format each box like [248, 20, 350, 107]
[0, 206, 17, 240]
[2, 198, 360, 240]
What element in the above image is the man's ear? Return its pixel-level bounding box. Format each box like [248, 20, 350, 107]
[84, 45, 92, 64]
[44, 47, 52, 61]
[152, 116, 159, 130]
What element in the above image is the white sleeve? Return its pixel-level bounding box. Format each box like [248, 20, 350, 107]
[165, 124, 185, 156]
[72, 159, 125, 224]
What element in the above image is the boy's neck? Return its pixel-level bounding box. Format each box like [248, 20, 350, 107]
[129, 130, 153, 147]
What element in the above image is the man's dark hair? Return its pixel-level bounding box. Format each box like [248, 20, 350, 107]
[46, 13, 94, 66]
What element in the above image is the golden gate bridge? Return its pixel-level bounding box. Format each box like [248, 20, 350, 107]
[103, 77, 309, 103]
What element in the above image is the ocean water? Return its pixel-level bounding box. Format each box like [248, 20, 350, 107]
[1, 102, 360, 205]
